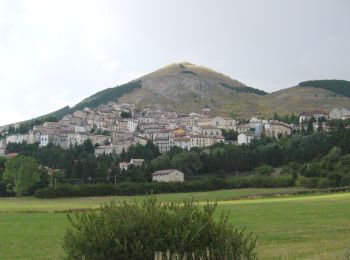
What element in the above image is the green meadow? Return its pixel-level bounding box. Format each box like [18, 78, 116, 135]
[0, 188, 350, 259]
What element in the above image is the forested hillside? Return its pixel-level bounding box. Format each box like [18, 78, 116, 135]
[299, 80, 350, 97]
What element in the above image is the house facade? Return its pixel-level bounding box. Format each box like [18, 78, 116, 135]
[238, 132, 255, 145]
[152, 169, 184, 182]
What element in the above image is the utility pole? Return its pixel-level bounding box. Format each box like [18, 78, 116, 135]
[114, 175, 117, 188]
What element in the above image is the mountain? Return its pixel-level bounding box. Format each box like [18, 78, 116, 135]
[4, 63, 350, 127]
[118, 62, 267, 115]
[28, 61, 267, 122]
[256, 80, 350, 116]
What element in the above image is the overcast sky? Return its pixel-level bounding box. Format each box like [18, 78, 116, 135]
[0, 0, 349, 125]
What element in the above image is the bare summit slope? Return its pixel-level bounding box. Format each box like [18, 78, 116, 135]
[119, 62, 266, 115]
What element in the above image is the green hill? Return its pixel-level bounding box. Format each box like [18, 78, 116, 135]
[299, 80, 350, 98]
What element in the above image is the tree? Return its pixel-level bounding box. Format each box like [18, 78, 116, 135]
[0, 157, 6, 180]
[171, 151, 202, 175]
[318, 121, 323, 132]
[127, 142, 160, 161]
[222, 129, 238, 141]
[255, 165, 272, 176]
[321, 147, 342, 170]
[307, 117, 315, 135]
[120, 111, 131, 118]
[3, 156, 45, 196]
[151, 154, 171, 170]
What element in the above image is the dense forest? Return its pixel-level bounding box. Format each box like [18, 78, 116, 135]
[299, 79, 350, 98]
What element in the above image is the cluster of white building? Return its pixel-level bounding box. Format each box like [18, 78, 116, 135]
[1, 103, 349, 157]
[329, 107, 350, 120]
[0, 103, 229, 156]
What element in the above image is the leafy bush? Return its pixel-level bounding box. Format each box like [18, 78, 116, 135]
[63, 197, 257, 259]
[296, 176, 320, 188]
[255, 165, 272, 176]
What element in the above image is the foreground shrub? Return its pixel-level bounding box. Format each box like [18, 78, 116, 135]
[63, 197, 257, 260]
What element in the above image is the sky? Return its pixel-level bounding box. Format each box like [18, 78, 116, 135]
[0, 0, 349, 125]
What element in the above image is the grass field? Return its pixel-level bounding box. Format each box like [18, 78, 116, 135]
[0, 188, 350, 259]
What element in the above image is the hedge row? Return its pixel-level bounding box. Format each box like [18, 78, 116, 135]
[34, 175, 295, 198]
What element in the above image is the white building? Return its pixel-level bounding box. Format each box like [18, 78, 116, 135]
[74, 125, 85, 133]
[201, 126, 222, 137]
[238, 132, 255, 145]
[265, 122, 292, 138]
[119, 162, 129, 171]
[94, 142, 133, 156]
[152, 169, 184, 182]
[28, 131, 41, 144]
[90, 135, 111, 146]
[329, 108, 350, 120]
[95, 145, 117, 156]
[0, 139, 6, 156]
[299, 111, 329, 124]
[174, 135, 224, 150]
[174, 137, 191, 150]
[6, 134, 29, 144]
[58, 132, 89, 149]
[130, 158, 145, 167]
[190, 135, 224, 148]
[211, 117, 236, 130]
[126, 119, 139, 133]
[153, 130, 175, 153]
[40, 134, 49, 147]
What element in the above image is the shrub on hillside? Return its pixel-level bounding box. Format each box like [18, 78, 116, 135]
[63, 197, 257, 260]
[255, 165, 273, 176]
[296, 176, 320, 188]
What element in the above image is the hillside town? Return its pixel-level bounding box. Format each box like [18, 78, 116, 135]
[0, 102, 349, 158]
